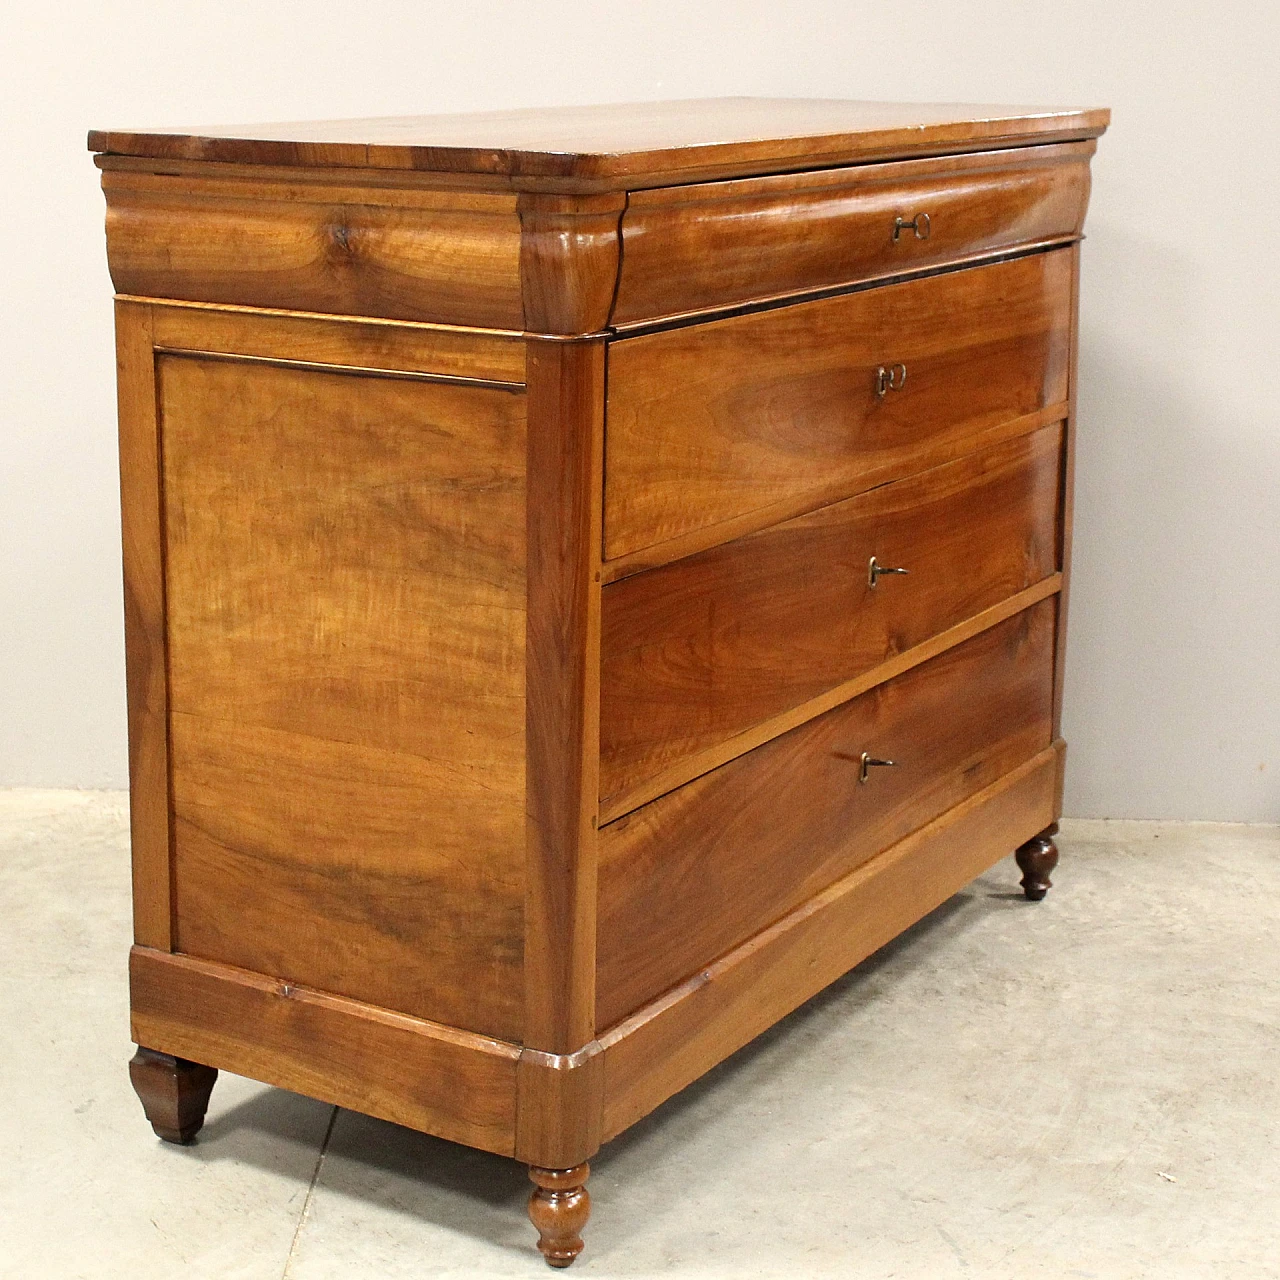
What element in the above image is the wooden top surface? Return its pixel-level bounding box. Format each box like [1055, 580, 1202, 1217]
[88, 97, 1110, 191]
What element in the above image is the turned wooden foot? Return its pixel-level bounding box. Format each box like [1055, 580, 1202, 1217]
[528, 1163, 590, 1268]
[1015, 823, 1060, 901]
[128, 1047, 218, 1144]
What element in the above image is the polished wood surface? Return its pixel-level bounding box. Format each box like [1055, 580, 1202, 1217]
[101, 167, 525, 330]
[598, 600, 1056, 1028]
[600, 425, 1062, 809]
[130, 946, 521, 1156]
[159, 349, 527, 1040]
[95, 114, 1100, 334]
[528, 1165, 592, 1269]
[114, 301, 172, 950]
[515, 1043, 604, 1170]
[89, 98, 1109, 193]
[101, 165, 639, 336]
[600, 576, 1060, 825]
[149, 299, 526, 385]
[599, 743, 1062, 1141]
[523, 340, 605, 1056]
[613, 141, 1093, 327]
[518, 193, 624, 334]
[128, 1048, 218, 1144]
[604, 249, 1072, 565]
[95, 99, 1105, 1268]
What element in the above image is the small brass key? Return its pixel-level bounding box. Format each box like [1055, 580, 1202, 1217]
[868, 556, 910, 588]
[859, 753, 899, 784]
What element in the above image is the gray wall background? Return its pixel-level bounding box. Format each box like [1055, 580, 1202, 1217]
[2, 1, 1277, 819]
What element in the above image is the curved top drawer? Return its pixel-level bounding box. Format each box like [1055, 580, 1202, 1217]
[611, 141, 1094, 329]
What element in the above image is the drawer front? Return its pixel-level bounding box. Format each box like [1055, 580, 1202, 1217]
[604, 248, 1071, 566]
[612, 141, 1093, 328]
[600, 424, 1062, 813]
[596, 599, 1056, 1029]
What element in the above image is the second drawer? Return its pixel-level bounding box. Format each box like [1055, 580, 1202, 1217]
[600, 423, 1062, 814]
[604, 248, 1072, 566]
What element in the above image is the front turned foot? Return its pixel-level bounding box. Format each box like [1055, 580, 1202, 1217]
[128, 1047, 218, 1144]
[528, 1163, 590, 1268]
[1015, 823, 1060, 901]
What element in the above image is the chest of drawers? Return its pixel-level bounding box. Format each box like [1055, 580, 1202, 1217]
[89, 97, 1107, 1267]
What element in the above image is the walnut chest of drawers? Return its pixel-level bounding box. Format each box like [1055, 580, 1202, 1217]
[89, 97, 1108, 1267]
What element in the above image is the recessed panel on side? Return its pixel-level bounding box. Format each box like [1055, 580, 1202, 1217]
[158, 354, 527, 1041]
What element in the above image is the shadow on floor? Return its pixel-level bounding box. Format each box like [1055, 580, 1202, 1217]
[172, 869, 1033, 1250]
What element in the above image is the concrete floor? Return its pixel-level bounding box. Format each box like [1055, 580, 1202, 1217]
[2, 791, 1277, 1279]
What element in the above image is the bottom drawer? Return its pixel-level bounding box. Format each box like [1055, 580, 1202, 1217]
[596, 598, 1056, 1028]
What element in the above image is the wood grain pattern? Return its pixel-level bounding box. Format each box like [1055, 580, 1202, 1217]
[600, 576, 1060, 824]
[612, 142, 1093, 327]
[130, 946, 520, 1156]
[524, 340, 605, 1054]
[597, 600, 1056, 1028]
[102, 171, 631, 337]
[598, 742, 1062, 1139]
[600, 425, 1062, 808]
[604, 249, 1073, 564]
[516, 1044, 604, 1169]
[158, 354, 527, 1040]
[518, 194, 625, 335]
[113, 299, 172, 950]
[601, 406, 1066, 585]
[101, 168, 524, 329]
[88, 98, 1109, 194]
[151, 300, 526, 384]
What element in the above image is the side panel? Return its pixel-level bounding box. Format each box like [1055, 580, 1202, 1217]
[157, 337, 527, 1041]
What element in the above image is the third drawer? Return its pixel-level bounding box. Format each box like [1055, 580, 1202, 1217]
[600, 422, 1063, 816]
